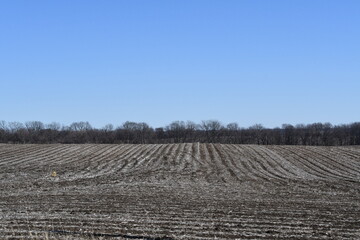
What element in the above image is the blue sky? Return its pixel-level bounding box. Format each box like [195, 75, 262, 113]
[1, 0, 359, 128]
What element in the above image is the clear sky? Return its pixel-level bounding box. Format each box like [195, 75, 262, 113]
[1, 0, 359, 128]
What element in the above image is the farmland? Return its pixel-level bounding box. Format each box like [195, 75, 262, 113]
[1, 143, 360, 239]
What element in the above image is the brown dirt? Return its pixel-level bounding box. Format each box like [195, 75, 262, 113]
[0, 143, 360, 239]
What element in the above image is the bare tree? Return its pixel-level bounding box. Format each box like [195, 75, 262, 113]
[186, 121, 198, 131]
[166, 121, 186, 143]
[122, 121, 140, 130]
[282, 124, 295, 145]
[226, 122, 240, 143]
[25, 121, 44, 131]
[185, 121, 199, 142]
[120, 121, 153, 143]
[0, 120, 7, 131]
[249, 124, 265, 144]
[227, 122, 239, 131]
[350, 122, 360, 145]
[0, 120, 359, 145]
[102, 124, 114, 132]
[0, 120, 7, 142]
[201, 120, 223, 142]
[70, 121, 92, 131]
[46, 122, 61, 131]
[8, 122, 24, 133]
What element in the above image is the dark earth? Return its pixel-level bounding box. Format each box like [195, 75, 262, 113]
[1, 143, 360, 239]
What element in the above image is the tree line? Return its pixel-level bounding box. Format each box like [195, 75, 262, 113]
[0, 120, 359, 146]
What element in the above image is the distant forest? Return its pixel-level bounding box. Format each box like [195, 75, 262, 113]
[0, 120, 359, 146]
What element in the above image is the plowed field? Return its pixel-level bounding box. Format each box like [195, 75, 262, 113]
[1, 144, 360, 239]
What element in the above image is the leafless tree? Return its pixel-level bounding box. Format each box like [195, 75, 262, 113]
[25, 121, 44, 131]
[227, 122, 239, 131]
[0, 120, 7, 131]
[249, 124, 265, 144]
[70, 121, 92, 131]
[201, 120, 223, 142]
[0, 120, 359, 145]
[8, 122, 24, 133]
[166, 121, 186, 143]
[102, 124, 114, 132]
[46, 122, 61, 131]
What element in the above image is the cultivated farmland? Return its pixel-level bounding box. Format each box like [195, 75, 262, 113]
[0, 143, 360, 239]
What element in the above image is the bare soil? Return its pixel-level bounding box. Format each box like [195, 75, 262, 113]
[1, 143, 360, 239]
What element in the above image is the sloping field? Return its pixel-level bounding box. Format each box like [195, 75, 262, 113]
[0, 143, 360, 239]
